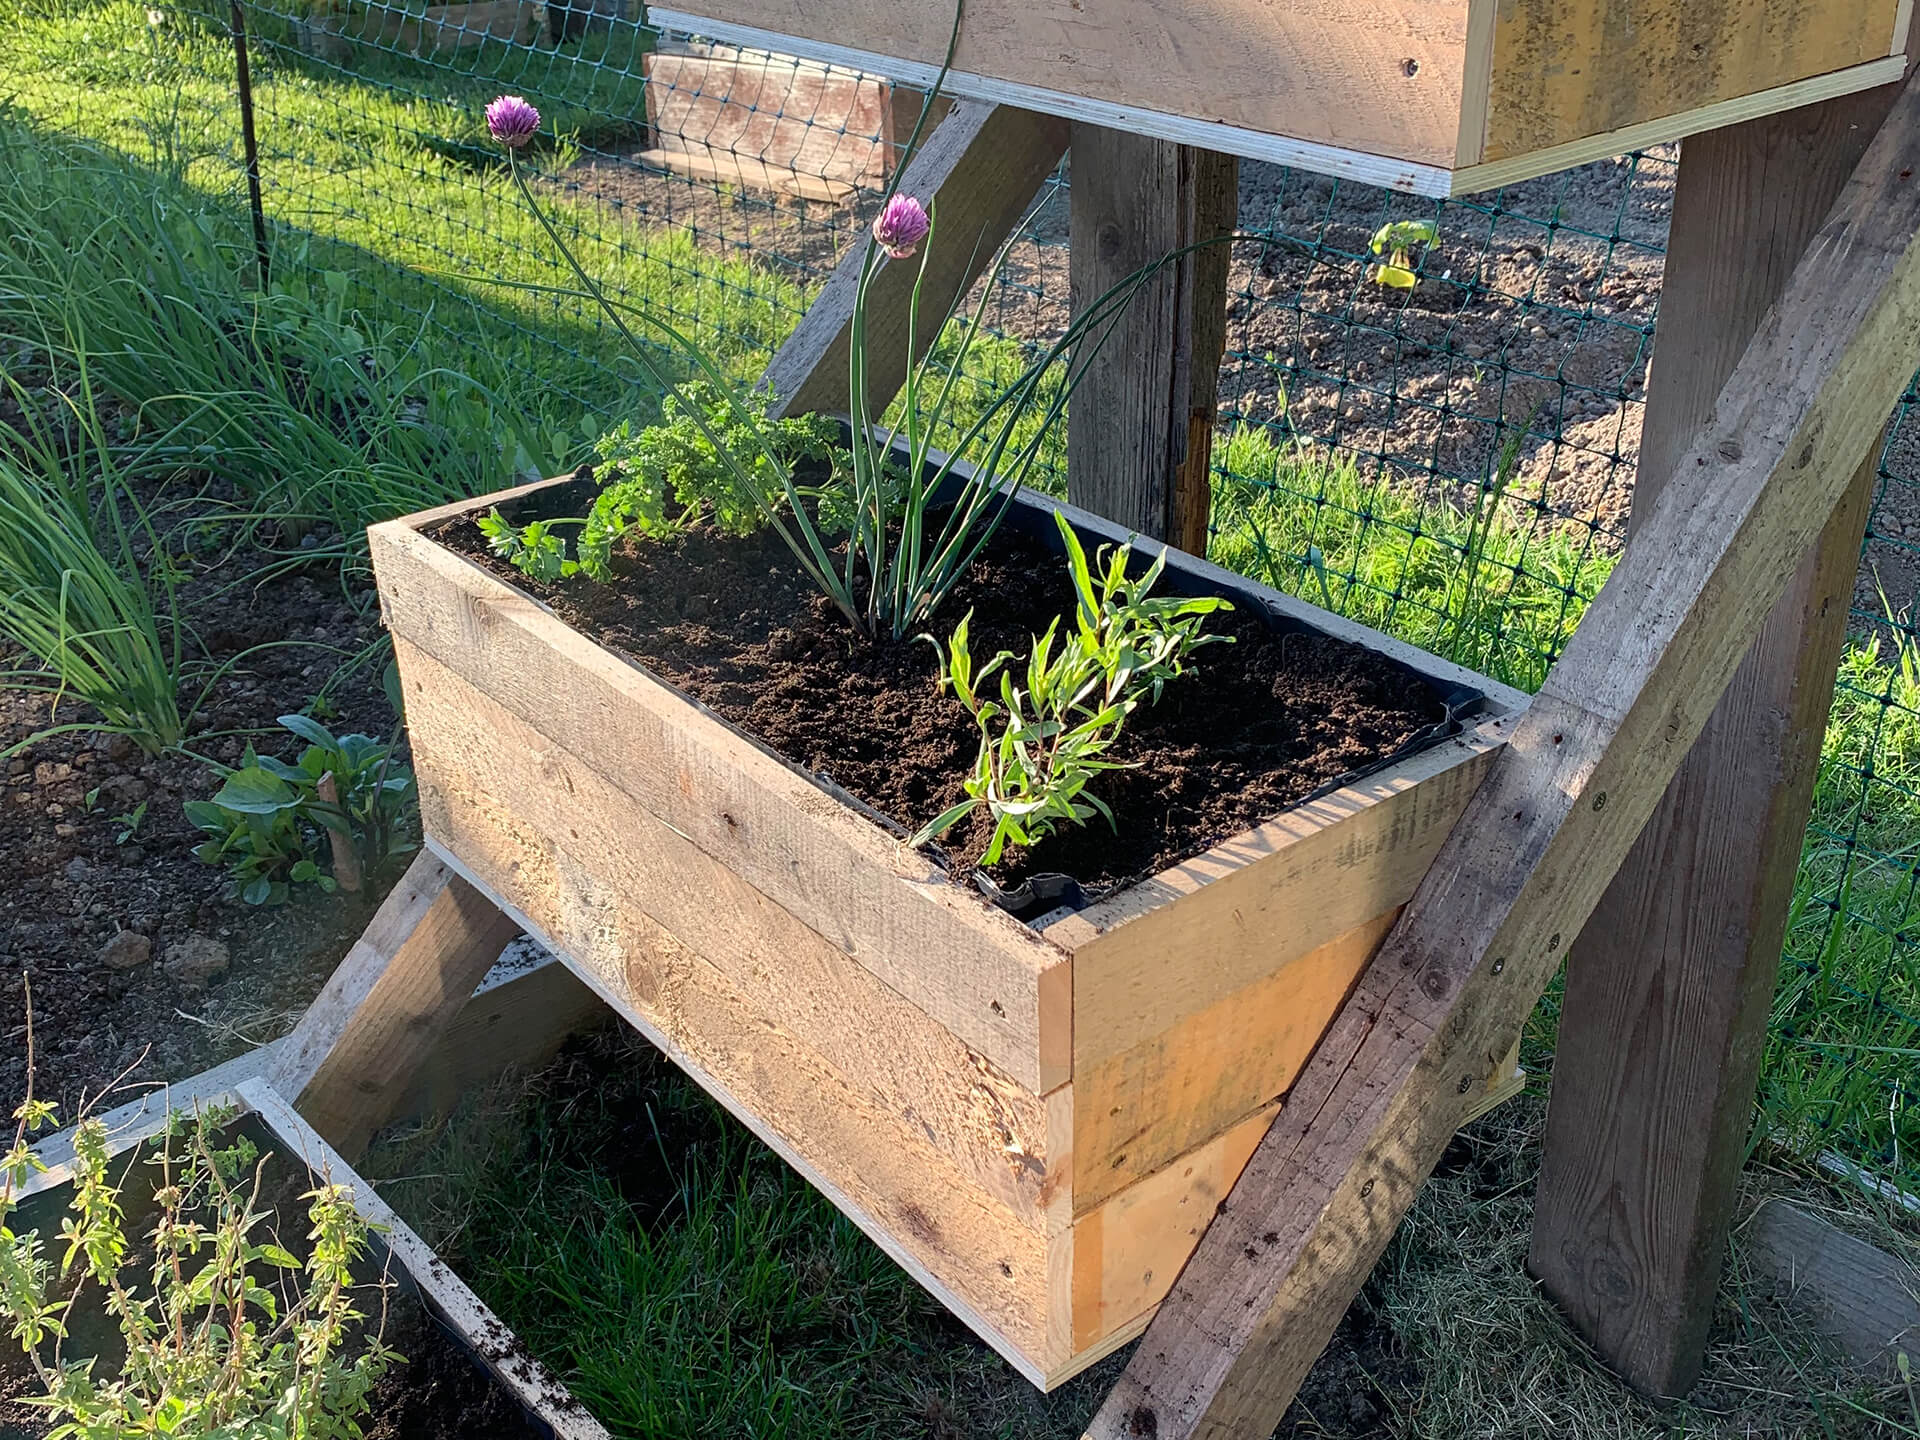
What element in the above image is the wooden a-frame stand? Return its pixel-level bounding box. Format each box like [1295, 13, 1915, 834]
[274, 62, 1920, 1438]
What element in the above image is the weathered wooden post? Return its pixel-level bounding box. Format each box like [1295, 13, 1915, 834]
[1526, 46, 1914, 1398]
[1065, 131, 1236, 549]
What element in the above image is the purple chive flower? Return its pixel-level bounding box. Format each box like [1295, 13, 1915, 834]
[486, 95, 541, 150]
[872, 194, 931, 259]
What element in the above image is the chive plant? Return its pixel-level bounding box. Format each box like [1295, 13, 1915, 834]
[480, 14, 1226, 641]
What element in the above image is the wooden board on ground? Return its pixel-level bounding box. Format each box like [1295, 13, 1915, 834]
[643, 40, 892, 200]
[1744, 1201, 1920, 1374]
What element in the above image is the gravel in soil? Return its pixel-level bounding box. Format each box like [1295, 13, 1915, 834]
[438, 501, 1452, 898]
[1, 488, 409, 1124]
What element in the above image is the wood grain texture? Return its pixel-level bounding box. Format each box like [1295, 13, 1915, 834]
[1083, 68, 1920, 1440]
[1530, 75, 1902, 1398]
[391, 949, 610, 1123]
[370, 521, 1071, 1093]
[1065, 128, 1234, 550]
[1070, 1104, 1278, 1353]
[1483, 0, 1900, 161]
[1070, 911, 1395, 1215]
[395, 637, 1066, 1231]
[1745, 1201, 1920, 1373]
[273, 851, 520, 1158]
[413, 820, 1061, 1373]
[762, 101, 1068, 418]
[1050, 724, 1509, 1070]
[658, 0, 1467, 165]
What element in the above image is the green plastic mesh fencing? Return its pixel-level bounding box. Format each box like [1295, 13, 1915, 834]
[8, 0, 1915, 1203]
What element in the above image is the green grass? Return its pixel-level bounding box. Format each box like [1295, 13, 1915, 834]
[365, 1031, 1121, 1440]
[1205, 424, 1616, 693]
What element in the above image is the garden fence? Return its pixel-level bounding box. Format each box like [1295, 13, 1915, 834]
[17, 0, 1920, 1206]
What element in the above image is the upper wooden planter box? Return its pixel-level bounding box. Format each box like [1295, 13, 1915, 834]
[647, 0, 1911, 194]
[370, 479, 1525, 1386]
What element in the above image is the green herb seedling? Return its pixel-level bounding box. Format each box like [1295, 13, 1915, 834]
[1369, 219, 1437, 290]
[913, 512, 1231, 865]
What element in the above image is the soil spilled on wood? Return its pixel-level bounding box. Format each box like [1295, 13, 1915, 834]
[436, 499, 1456, 898]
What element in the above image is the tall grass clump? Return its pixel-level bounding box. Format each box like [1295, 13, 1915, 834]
[0, 118, 542, 543]
[0, 377, 185, 755]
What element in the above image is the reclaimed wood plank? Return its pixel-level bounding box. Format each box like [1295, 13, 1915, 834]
[761, 101, 1069, 418]
[1745, 1201, 1920, 1374]
[1529, 70, 1903, 1397]
[1083, 65, 1920, 1440]
[273, 851, 520, 1159]
[394, 636, 1067, 1230]
[1065, 128, 1234, 552]
[371, 521, 1072, 1094]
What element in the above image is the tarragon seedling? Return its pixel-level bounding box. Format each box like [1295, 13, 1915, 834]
[913, 512, 1232, 866]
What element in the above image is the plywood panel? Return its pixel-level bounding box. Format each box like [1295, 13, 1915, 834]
[1483, 0, 1901, 161]
[660, 0, 1471, 165]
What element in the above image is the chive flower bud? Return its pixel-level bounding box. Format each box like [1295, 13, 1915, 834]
[486, 95, 541, 150]
[872, 194, 931, 259]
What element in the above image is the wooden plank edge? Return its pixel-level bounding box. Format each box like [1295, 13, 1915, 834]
[1453, 0, 1498, 169]
[1897, 0, 1917, 58]
[646, 9, 1460, 194]
[636, 146, 859, 203]
[1046, 717, 1511, 957]
[17, 1043, 283, 1197]
[421, 834, 1057, 1389]
[238, 1079, 613, 1440]
[1455, 57, 1910, 194]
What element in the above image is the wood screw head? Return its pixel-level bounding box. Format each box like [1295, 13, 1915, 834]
[1401, 57, 1419, 77]
[1457, 1074, 1475, 1094]
[1591, 791, 1608, 811]
[1491, 957, 1506, 975]
[1547, 932, 1562, 951]
[1360, 1178, 1375, 1198]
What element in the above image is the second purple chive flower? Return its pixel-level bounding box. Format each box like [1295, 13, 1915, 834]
[486, 95, 541, 150]
[872, 194, 931, 259]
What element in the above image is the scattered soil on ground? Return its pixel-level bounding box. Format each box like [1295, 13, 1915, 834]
[438, 495, 1453, 898]
[0, 486, 408, 1124]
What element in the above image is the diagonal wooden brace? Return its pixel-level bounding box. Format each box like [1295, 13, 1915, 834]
[274, 851, 522, 1158]
[1083, 65, 1920, 1440]
[759, 99, 1068, 419]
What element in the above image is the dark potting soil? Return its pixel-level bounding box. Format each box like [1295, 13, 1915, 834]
[436, 500, 1453, 898]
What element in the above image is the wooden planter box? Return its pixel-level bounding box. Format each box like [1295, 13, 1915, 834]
[369, 477, 1526, 1386]
[647, 0, 1911, 194]
[11, 1063, 607, 1440]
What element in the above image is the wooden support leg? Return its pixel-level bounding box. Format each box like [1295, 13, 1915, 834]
[1527, 77, 1902, 1399]
[1082, 69, 1920, 1440]
[1066, 129, 1235, 550]
[273, 851, 521, 1158]
[760, 101, 1068, 418]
